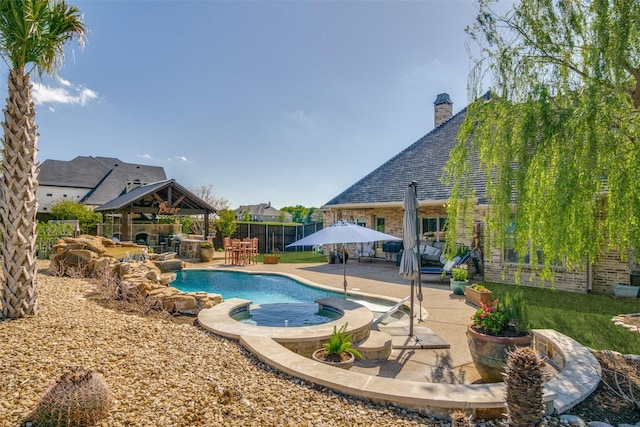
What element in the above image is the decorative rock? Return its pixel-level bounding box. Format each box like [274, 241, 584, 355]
[66, 249, 97, 264]
[48, 239, 219, 316]
[169, 295, 198, 314]
[159, 272, 177, 286]
[146, 270, 161, 282]
[586, 422, 614, 427]
[86, 239, 107, 255]
[154, 259, 185, 272]
[559, 414, 587, 426]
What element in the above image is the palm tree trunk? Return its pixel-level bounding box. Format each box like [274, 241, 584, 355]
[0, 69, 39, 318]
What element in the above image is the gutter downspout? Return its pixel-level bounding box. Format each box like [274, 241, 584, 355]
[587, 257, 593, 292]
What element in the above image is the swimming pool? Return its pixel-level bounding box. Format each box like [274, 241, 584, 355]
[171, 270, 403, 327]
[172, 270, 348, 326]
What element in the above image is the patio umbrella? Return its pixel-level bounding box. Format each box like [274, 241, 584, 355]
[398, 181, 422, 336]
[287, 220, 401, 296]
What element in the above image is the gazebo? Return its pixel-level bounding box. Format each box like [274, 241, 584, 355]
[94, 179, 216, 249]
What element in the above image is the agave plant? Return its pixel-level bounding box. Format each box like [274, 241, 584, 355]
[322, 323, 363, 363]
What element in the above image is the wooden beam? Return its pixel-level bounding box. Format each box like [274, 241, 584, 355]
[171, 195, 186, 208]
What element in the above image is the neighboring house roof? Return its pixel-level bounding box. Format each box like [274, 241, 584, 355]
[94, 179, 216, 214]
[39, 156, 111, 189]
[39, 156, 167, 206]
[323, 107, 486, 207]
[237, 203, 292, 220]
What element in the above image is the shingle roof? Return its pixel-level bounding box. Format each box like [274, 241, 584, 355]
[94, 179, 216, 213]
[39, 156, 167, 206]
[39, 156, 111, 188]
[323, 107, 485, 207]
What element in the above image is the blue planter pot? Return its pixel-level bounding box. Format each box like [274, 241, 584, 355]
[450, 279, 468, 295]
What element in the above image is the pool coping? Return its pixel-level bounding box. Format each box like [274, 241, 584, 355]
[197, 297, 375, 355]
[238, 329, 600, 420]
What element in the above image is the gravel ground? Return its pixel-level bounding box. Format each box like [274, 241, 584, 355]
[0, 264, 454, 427]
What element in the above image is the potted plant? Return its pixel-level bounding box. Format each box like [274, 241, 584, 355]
[311, 323, 362, 369]
[464, 283, 493, 307]
[199, 242, 215, 262]
[450, 266, 469, 295]
[466, 289, 533, 383]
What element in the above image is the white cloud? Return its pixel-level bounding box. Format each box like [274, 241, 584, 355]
[167, 156, 190, 163]
[137, 153, 151, 159]
[32, 78, 98, 107]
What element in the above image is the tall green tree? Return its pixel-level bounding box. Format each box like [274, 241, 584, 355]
[214, 209, 238, 238]
[446, 0, 640, 278]
[0, 0, 86, 318]
[49, 200, 101, 234]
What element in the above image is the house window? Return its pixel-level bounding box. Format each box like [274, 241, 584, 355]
[356, 218, 366, 227]
[421, 217, 447, 240]
[376, 217, 385, 232]
[503, 222, 546, 265]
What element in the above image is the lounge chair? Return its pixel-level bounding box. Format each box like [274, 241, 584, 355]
[420, 252, 471, 278]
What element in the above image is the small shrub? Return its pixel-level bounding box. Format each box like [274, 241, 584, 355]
[451, 267, 468, 281]
[27, 367, 113, 427]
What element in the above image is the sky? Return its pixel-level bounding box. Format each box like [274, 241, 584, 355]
[1, 0, 494, 210]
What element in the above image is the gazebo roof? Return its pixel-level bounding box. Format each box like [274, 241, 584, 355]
[95, 179, 216, 216]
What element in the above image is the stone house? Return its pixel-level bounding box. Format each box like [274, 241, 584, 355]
[236, 202, 293, 223]
[37, 156, 167, 214]
[321, 93, 636, 294]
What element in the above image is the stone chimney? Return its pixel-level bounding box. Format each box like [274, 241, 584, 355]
[434, 93, 453, 128]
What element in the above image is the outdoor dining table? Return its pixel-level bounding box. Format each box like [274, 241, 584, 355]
[232, 240, 254, 265]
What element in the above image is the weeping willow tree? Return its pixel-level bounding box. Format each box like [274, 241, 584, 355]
[446, 0, 640, 280]
[0, 0, 86, 318]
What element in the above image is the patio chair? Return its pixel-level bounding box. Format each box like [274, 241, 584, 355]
[357, 242, 376, 262]
[223, 237, 233, 264]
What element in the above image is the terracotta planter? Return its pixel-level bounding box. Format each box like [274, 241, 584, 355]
[450, 279, 468, 295]
[464, 286, 493, 307]
[311, 348, 355, 370]
[466, 325, 533, 383]
[199, 247, 214, 262]
[263, 255, 280, 264]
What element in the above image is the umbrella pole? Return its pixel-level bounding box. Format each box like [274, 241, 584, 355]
[343, 244, 347, 297]
[409, 279, 414, 336]
[415, 182, 424, 324]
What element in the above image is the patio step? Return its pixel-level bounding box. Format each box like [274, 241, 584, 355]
[354, 330, 392, 361]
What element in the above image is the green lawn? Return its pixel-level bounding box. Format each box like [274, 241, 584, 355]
[485, 282, 640, 355]
[258, 251, 328, 264]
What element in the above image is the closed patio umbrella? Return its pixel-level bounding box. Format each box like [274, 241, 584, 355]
[399, 181, 422, 336]
[287, 220, 401, 296]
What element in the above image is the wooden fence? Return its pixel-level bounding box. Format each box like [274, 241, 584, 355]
[212, 222, 323, 254]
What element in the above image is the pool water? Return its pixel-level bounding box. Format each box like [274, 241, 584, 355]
[232, 303, 341, 327]
[172, 270, 403, 327]
[172, 270, 340, 304]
